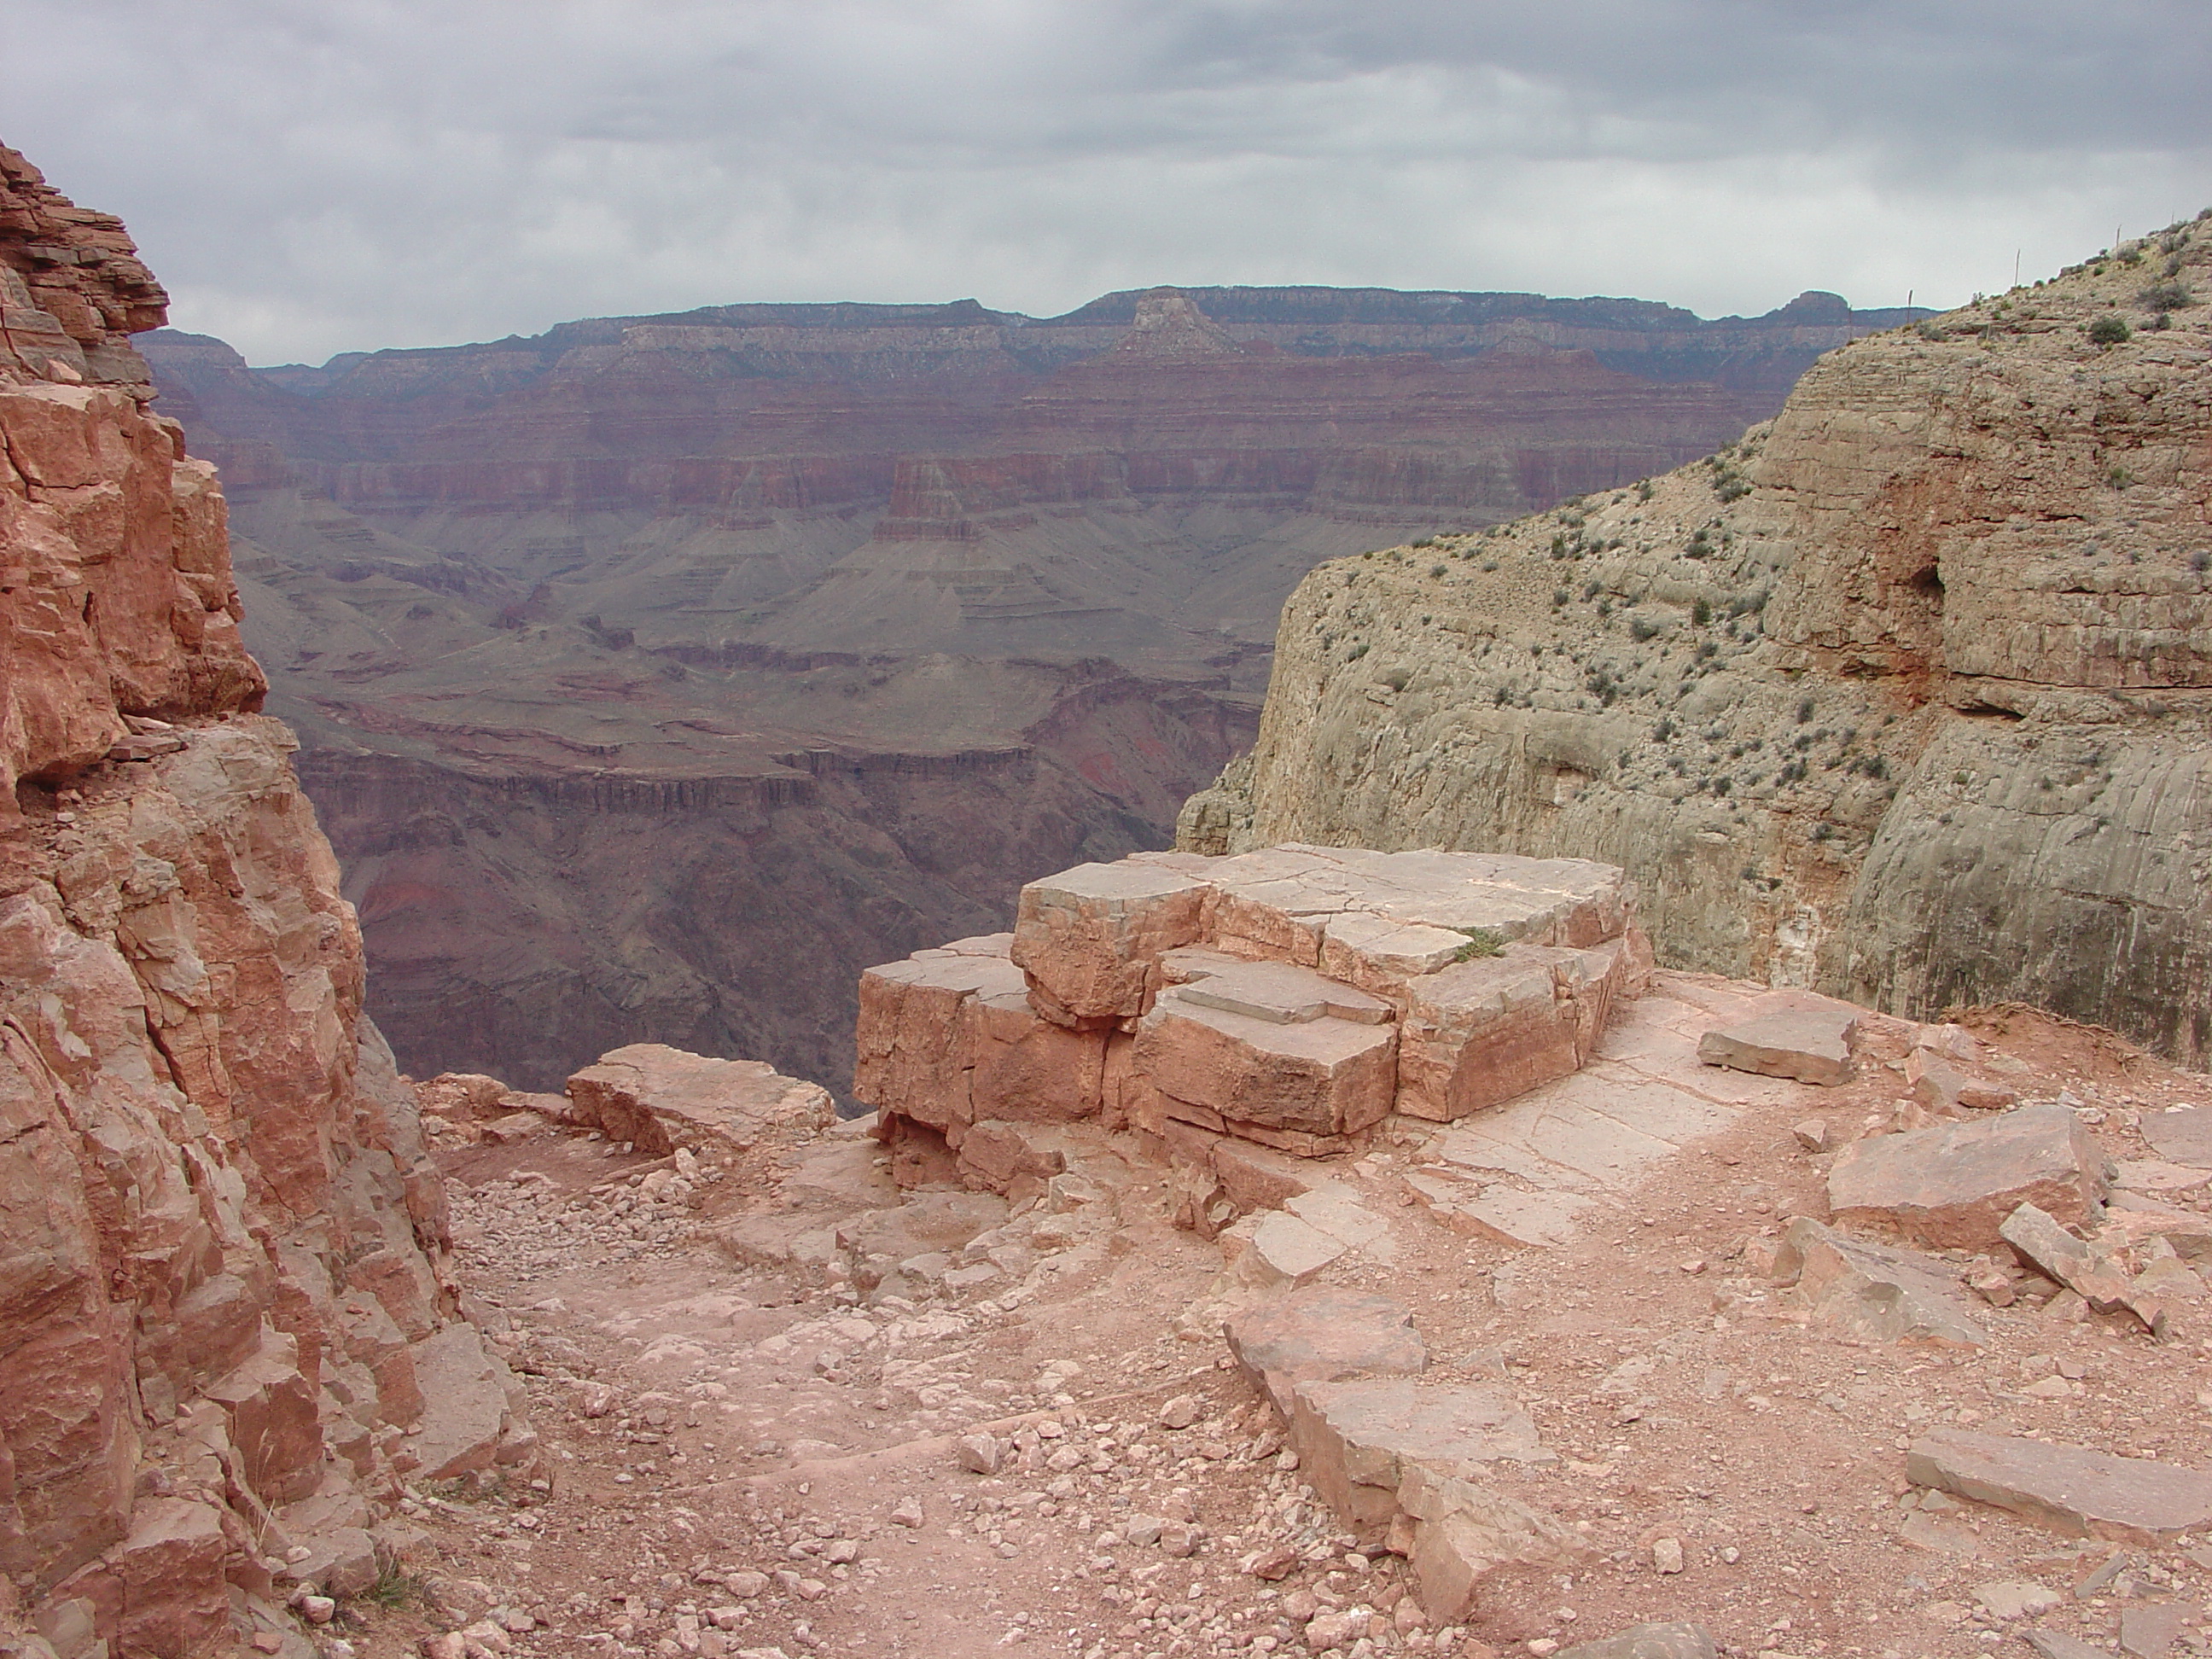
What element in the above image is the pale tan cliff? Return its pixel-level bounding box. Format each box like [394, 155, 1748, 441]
[1, 145, 538, 1659]
[1183, 217, 2212, 1065]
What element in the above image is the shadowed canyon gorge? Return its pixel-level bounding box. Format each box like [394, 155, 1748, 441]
[141, 285, 1918, 1092]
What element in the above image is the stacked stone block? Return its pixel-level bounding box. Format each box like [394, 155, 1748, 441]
[854, 843, 1650, 1196]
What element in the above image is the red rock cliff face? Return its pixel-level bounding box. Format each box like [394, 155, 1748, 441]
[0, 145, 536, 1659]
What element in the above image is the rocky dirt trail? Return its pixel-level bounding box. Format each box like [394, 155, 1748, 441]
[315, 982, 2212, 1659]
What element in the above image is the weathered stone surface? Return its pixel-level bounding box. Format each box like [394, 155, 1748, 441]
[1777, 1217, 1987, 1348]
[1394, 1460, 1584, 1622]
[869, 844, 1643, 1185]
[1010, 861, 1211, 1022]
[2099, 1193, 2212, 1261]
[567, 1043, 834, 1163]
[1225, 1289, 1426, 1413]
[2000, 1203, 2163, 1332]
[1909, 1429, 2212, 1541]
[1284, 1374, 1553, 1542]
[1908, 1050, 2018, 1114]
[1219, 1212, 1349, 1289]
[1135, 995, 1396, 1138]
[2121, 1603, 2188, 1659]
[1828, 1104, 2110, 1247]
[2023, 1630, 2114, 1659]
[1167, 957, 1393, 1026]
[967, 987, 1107, 1124]
[407, 1325, 532, 1483]
[1973, 1581, 2064, 1621]
[1697, 1004, 1858, 1085]
[1554, 1625, 1717, 1659]
[1397, 942, 1631, 1121]
[2141, 1106, 2212, 1167]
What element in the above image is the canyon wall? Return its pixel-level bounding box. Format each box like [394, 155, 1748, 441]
[1, 145, 534, 1658]
[1185, 219, 2212, 1064]
[143, 280, 1913, 1094]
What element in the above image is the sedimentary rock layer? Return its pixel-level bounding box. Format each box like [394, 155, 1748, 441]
[1184, 218, 2212, 1063]
[2, 144, 535, 1659]
[140, 279, 1909, 1093]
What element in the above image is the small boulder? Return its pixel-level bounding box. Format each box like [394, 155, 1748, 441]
[1697, 1006, 1858, 1085]
[1827, 1103, 2109, 1248]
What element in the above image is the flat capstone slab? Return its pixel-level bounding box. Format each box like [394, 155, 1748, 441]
[1165, 958, 1394, 1026]
[1225, 1288, 1427, 1412]
[1908, 1428, 2212, 1542]
[1697, 1006, 1858, 1086]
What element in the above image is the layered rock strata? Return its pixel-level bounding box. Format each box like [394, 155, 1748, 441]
[853, 844, 1650, 1200]
[1183, 216, 2212, 1064]
[139, 276, 1910, 1095]
[1, 145, 536, 1659]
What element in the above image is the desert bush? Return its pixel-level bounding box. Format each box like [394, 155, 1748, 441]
[2087, 313, 2132, 346]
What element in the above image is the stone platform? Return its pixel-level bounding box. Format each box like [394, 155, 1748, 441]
[853, 844, 1651, 1197]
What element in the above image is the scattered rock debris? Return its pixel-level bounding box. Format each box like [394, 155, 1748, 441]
[351, 969, 2212, 1659]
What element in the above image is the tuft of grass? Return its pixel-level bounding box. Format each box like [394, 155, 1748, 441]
[1451, 927, 1506, 963]
[354, 1566, 429, 1613]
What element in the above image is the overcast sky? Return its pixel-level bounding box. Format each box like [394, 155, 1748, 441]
[6, 1, 2209, 365]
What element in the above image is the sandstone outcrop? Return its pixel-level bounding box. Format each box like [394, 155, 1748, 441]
[854, 844, 1648, 1202]
[0, 145, 536, 1659]
[1182, 216, 2212, 1065]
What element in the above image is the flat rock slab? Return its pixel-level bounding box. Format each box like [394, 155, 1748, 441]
[1555, 1626, 1716, 1659]
[2121, 1603, 2188, 1659]
[568, 1044, 835, 1161]
[1286, 1374, 1553, 1543]
[1781, 1217, 1987, 1348]
[409, 1324, 527, 1482]
[2024, 1632, 2116, 1659]
[1908, 1428, 2212, 1542]
[1135, 998, 1396, 1138]
[1221, 1210, 1349, 1288]
[1828, 1103, 2110, 1248]
[1165, 958, 1393, 1027]
[2141, 1106, 2212, 1167]
[1225, 1289, 1426, 1413]
[1407, 1044, 1741, 1249]
[1697, 1005, 1859, 1085]
[1405, 1170, 1596, 1249]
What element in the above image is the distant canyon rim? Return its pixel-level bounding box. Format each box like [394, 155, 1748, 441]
[142, 282, 1919, 1093]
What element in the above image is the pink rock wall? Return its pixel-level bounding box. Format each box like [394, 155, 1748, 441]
[0, 144, 534, 1659]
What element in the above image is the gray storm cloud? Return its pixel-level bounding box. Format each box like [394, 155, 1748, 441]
[3, 0, 2207, 363]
